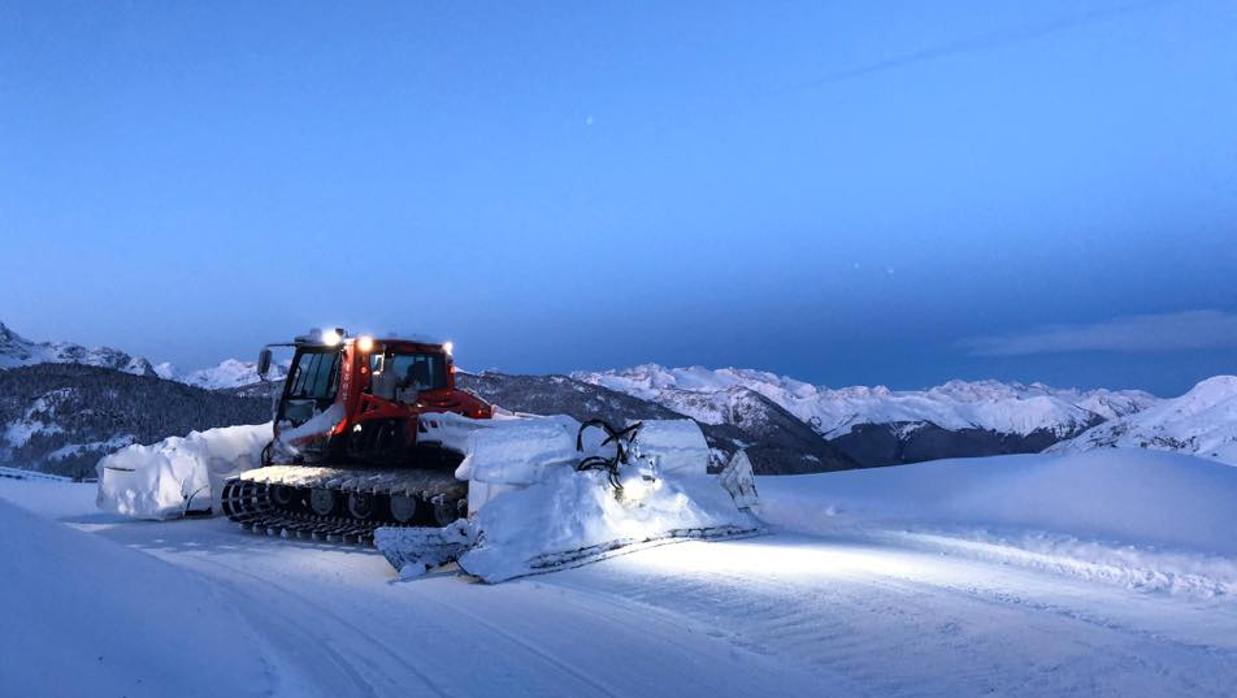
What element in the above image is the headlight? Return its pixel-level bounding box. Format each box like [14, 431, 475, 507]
[618, 471, 661, 503]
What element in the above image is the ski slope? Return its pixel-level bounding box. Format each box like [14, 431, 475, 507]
[3, 450, 1237, 697]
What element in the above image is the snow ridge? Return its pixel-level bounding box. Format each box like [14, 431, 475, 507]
[0, 322, 157, 377]
[1054, 375, 1237, 465]
[182, 358, 288, 390]
[574, 364, 1159, 438]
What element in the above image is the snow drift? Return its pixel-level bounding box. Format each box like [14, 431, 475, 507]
[1053, 375, 1237, 465]
[759, 449, 1237, 594]
[96, 424, 269, 519]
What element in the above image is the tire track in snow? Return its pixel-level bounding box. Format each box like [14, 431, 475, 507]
[115, 526, 637, 698]
[541, 535, 1237, 696]
[406, 587, 627, 698]
[187, 553, 455, 698]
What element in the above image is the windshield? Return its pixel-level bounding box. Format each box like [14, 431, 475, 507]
[285, 349, 341, 401]
[373, 351, 447, 391]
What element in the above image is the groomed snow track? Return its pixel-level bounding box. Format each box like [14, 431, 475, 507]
[523, 525, 759, 572]
[219, 465, 467, 544]
[7, 451, 1237, 697]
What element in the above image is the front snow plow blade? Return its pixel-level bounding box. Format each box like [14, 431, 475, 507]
[375, 416, 764, 583]
[376, 520, 759, 583]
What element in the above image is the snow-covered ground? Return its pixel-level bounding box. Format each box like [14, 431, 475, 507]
[575, 364, 1158, 437]
[3, 450, 1237, 697]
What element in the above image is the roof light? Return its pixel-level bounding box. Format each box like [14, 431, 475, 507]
[321, 328, 343, 347]
[443, 341, 454, 356]
[356, 335, 375, 353]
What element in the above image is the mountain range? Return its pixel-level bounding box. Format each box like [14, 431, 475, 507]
[573, 364, 1160, 467]
[4, 320, 1234, 476]
[457, 372, 856, 474]
[1051, 375, 1237, 464]
[0, 322, 287, 390]
[0, 363, 270, 478]
[0, 322, 159, 377]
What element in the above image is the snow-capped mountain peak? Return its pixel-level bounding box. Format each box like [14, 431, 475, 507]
[0, 321, 292, 391]
[1055, 375, 1237, 465]
[182, 358, 288, 391]
[0, 322, 157, 377]
[573, 364, 1159, 439]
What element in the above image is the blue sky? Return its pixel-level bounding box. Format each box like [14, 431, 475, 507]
[2, 1, 1235, 395]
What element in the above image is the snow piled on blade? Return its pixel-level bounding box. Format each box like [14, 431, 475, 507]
[631, 419, 713, 475]
[96, 424, 269, 519]
[377, 416, 760, 583]
[454, 415, 579, 485]
[458, 469, 757, 582]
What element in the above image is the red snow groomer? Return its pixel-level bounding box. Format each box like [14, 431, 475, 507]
[219, 328, 493, 542]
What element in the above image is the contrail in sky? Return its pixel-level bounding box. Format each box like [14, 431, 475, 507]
[794, 0, 1178, 89]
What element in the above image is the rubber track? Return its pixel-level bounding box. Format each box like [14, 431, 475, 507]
[219, 472, 463, 545]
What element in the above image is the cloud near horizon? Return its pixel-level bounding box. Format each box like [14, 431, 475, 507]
[963, 310, 1237, 356]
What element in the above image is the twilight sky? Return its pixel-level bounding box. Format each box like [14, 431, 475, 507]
[2, 1, 1235, 395]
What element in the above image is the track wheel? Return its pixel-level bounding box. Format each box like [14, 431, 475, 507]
[389, 494, 418, 524]
[348, 492, 375, 520]
[433, 496, 462, 527]
[309, 488, 336, 516]
[272, 485, 296, 507]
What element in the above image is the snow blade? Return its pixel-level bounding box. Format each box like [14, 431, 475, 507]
[374, 521, 477, 579]
[377, 470, 763, 583]
[376, 520, 761, 584]
[376, 418, 764, 584]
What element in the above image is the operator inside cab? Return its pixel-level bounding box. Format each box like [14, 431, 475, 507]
[370, 349, 448, 402]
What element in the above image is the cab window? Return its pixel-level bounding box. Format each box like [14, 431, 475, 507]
[383, 352, 447, 391]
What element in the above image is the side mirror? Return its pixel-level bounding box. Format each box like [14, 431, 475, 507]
[257, 348, 273, 381]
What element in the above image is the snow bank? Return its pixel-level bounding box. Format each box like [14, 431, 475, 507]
[96, 424, 270, 519]
[0, 498, 286, 697]
[758, 449, 1237, 594]
[762, 450, 1237, 554]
